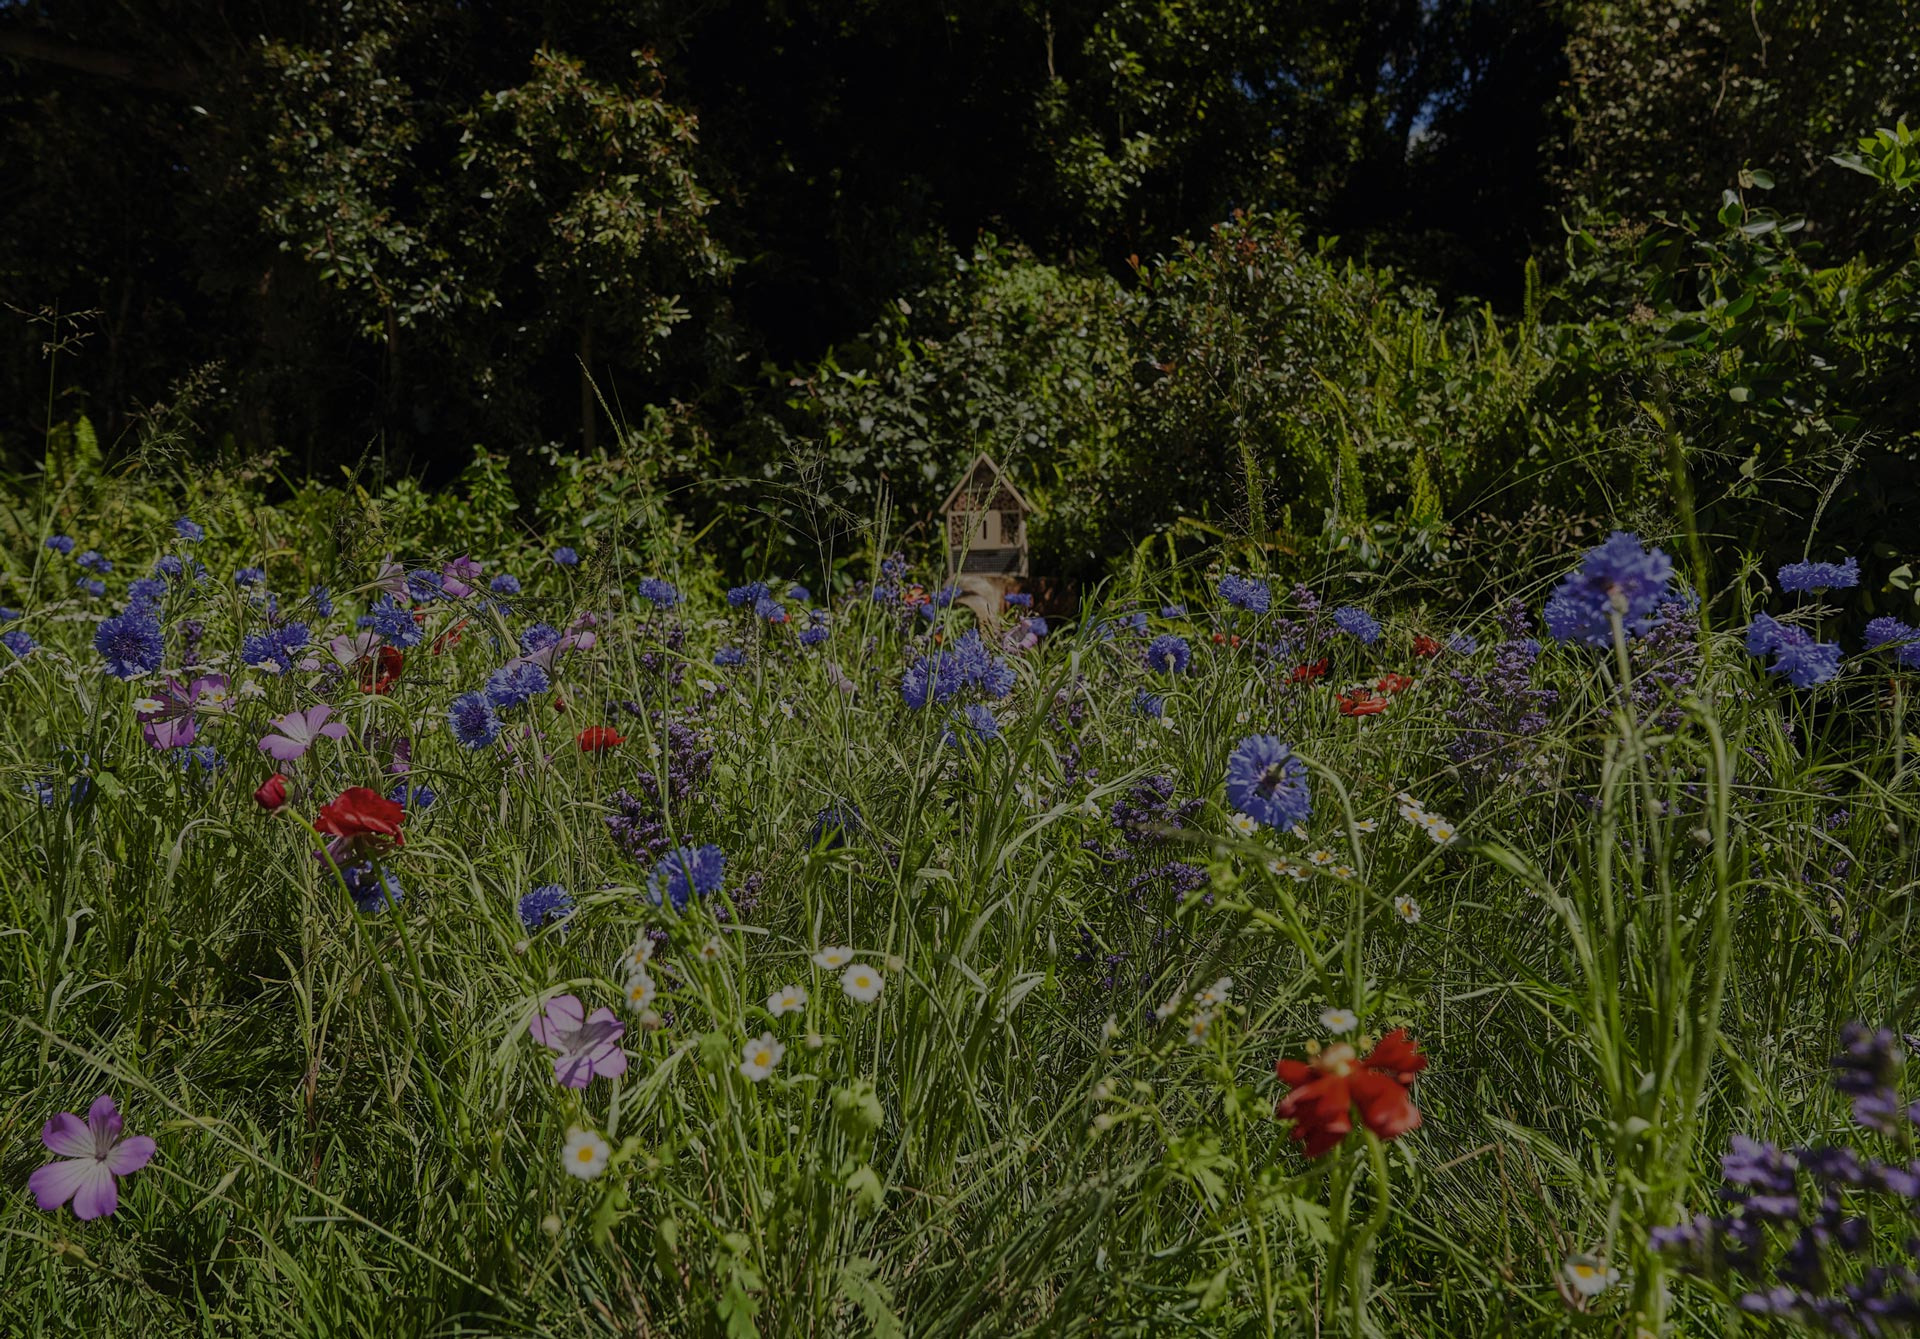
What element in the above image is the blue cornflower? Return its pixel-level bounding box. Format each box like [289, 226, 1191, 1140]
[809, 803, 862, 850]
[342, 862, 404, 914]
[360, 596, 423, 648]
[174, 518, 205, 542]
[944, 702, 1001, 746]
[405, 569, 444, 603]
[647, 843, 725, 911]
[45, 535, 75, 556]
[636, 577, 677, 607]
[518, 883, 575, 932]
[448, 691, 502, 748]
[78, 550, 113, 573]
[754, 596, 788, 624]
[1744, 613, 1842, 687]
[77, 578, 106, 598]
[714, 646, 746, 667]
[727, 581, 771, 608]
[1332, 606, 1383, 645]
[175, 746, 224, 776]
[128, 577, 166, 605]
[243, 622, 311, 672]
[552, 547, 580, 567]
[901, 630, 1014, 708]
[1447, 633, 1478, 655]
[486, 659, 550, 709]
[1143, 634, 1191, 674]
[1005, 593, 1033, 609]
[1132, 690, 1165, 718]
[388, 782, 437, 811]
[3, 629, 37, 658]
[1865, 618, 1920, 670]
[95, 606, 165, 678]
[1778, 557, 1859, 594]
[1542, 532, 1675, 646]
[490, 573, 522, 596]
[233, 566, 265, 588]
[788, 585, 811, 602]
[1161, 603, 1187, 618]
[0, 608, 16, 622]
[519, 624, 562, 656]
[1218, 574, 1272, 613]
[798, 624, 829, 647]
[153, 555, 183, 580]
[310, 584, 333, 618]
[1224, 735, 1312, 830]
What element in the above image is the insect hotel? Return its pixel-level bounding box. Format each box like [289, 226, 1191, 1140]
[942, 453, 1033, 620]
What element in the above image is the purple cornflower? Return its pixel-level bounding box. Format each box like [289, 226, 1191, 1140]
[1779, 557, 1859, 594]
[799, 624, 829, 647]
[1005, 592, 1033, 609]
[77, 578, 105, 598]
[606, 722, 712, 863]
[1543, 531, 1675, 646]
[809, 803, 862, 850]
[388, 781, 436, 811]
[1143, 634, 1191, 674]
[448, 691, 501, 748]
[552, 546, 580, 567]
[518, 883, 574, 932]
[77, 550, 113, 574]
[1219, 574, 1272, 613]
[1132, 690, 1165, 718]
[727, 581, 770, 608]
[233, 566, 265, 588]
[648, 843, 725, 911]
[128, 577, 166, 605]
[1745, 614, 1842, 688]
[95, 606, 165, 679]
[714, 645, 746, 668]
[45, 535, 75, 555]
[3, 629, 36, 658]
[1865, 617, 1920, 670]
[174, 518, 204, 542]
[485, 659, 550, 710]
[754, 596, 788, 623]
[1631, 600, 1702, 727]
[528, 994, 627, 1088]
[310, 584, 333, 618]
[404, 568, 444, 603]
[901, 630, 1015, 708]
[1224, 735, 1312, 830]
[1332, 606, 1382, 644]
[490, 573, 520, 596]
[258, 705, 349, 762]
[943, 702, 1001, 746]
[29, 1095, 155, 1220]
[341, 862, 404, 913]
[242, 622, 312, 674]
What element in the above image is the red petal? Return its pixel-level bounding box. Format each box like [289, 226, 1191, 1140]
[1349, 1071, 1422, 1140]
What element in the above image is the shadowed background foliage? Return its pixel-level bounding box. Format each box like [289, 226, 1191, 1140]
[2, 0, 1917, 588]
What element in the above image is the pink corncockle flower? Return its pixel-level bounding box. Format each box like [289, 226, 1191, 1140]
[327, 630, 381, 670]
[440, 555, 483, 599]
[135, 673, 230, 750]
[528, 994, 628, 1089]
[29, 1095, 156, 1220]
[258, 704, 349, 762]
[371, 558, 410, 601]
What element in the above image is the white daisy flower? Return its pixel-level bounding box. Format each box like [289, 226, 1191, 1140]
[623, 972, 658, 1012]
[1320, 1007, 1359, 1034]
[1425, 819, 1459, 845]
[1394, 895, 1422, 924]
[1290, 823, 1309, 841]
[131, 697, 165, 714]
[840, 962, 884, 1003]
[1235, 709, 1251, 724]
[1194, 977, 1233, 1008]
[739, 1032, 786, 1081]
[1562, 1255, 1618, 1298]
[1353, 818, 1377, 833]
[616, 938, 655, 977]
[1227, 812, 1260, 836]
[561, 1126, 611, 1180]
[1329, 863, 1357, 880]
[812, 946, 854, 970]
[767, 984, 807, 1016]
[1080, 796, 1103, 817]
[1186, 1012, 1215, 1044]
[1266, 857, 1309, 882]
[698, 937, 724, 963]
[777, 699, 795, 719]
[1307, 849, 1336, 867]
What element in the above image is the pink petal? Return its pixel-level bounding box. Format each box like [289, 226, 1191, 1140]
[40, 1111, 92, 1158]
[28, 1157, 93, 1211]
[590, 1046, 628, 1079]
[104, 1135, 155, 1176]
[258, 735, 306, 762]
[316, 723, 349, 741]
[543, 995, 584, 1032]
[69, 1160, 121, 1219]
[553, 1055, 594, 1089]
[86, 1095, 121, 1148]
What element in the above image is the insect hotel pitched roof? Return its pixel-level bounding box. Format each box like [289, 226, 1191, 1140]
[940, 454, 1035, 517]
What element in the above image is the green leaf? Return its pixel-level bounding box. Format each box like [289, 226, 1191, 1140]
[838, 1258, 904, 1339]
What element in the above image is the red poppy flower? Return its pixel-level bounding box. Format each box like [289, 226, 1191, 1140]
[1275, 1029, 1428, 1157]
[577, 726, 624, 754]
[1211, 632, 1226, 645]
[253, 774, 288, 812]
[1411, 635, 1441, 659]
[314, 787, 406, 851]
[1229, 635, 1240, 649]
[1338, 689, 1388, 717]
[357, 646, 403, 695]
[1290, 658, 1329, 684]
[552, 695, 568, 714]
[431, 619, 469, 656]
[1375, 672, 1414, 695]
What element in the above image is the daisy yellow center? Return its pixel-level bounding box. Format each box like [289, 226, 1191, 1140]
[576, 1146, 595, 1162]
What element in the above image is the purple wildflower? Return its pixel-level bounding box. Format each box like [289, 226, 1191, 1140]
[29, 1095, 155, 1220]
[528, 994, 627, 1088]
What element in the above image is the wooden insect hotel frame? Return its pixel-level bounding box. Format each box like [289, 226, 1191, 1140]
[940, 453, 1035, 621]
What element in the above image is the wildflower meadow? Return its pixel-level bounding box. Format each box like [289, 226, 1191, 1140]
[4, 463, 1919, 1339]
